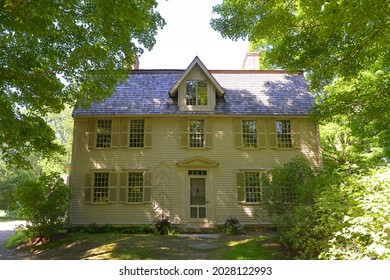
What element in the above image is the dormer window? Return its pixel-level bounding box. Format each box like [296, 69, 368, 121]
[169, 57, 224, 112]
[186, 80, 207, 106]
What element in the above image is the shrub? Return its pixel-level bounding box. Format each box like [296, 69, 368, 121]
[321, 167, 390, 260]
[153, 214, 172, 235]
[223, 217, 245, 235]
[260, 156, 346, 259]
[16, 173, 71, 242]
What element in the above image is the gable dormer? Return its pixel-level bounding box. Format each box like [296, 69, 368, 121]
[169, 57, 224, 112]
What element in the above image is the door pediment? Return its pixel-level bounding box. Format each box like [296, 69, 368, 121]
[176, 156, 219, 168]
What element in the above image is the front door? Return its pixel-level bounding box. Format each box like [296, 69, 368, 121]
[190, 177, 206, 219]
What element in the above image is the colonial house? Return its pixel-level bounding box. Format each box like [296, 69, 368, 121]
[69, 56, 321, 229]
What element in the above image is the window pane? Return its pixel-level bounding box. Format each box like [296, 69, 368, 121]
[128, 172, 143, 203]
[242, 120, 257, 148]
[190, 207, 198, 218]
[276, 120, 292, 148]
[93, 172, 109, 203]
[197, 81, 207, 105]
[129, 119, 145, 148]
[186, 80, 207, 106]
[186, 80, 197, 105]
[189, 119, 204, 147]
[96, 120, 112, 148]
[244, 172, 261, 203]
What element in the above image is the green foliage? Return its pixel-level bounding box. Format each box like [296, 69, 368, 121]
[223, 217, 245, 235]
[261, 156, 316, 217]
[0, 0, 165, 167]
[321, 167, 390, 260]
[211, 0, 389, 89]
[212, 0, 390, 167]
[16, 173, 71, 241]
[153, 214, 173, 235]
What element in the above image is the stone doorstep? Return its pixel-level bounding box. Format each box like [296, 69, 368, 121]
[178, 233, 220, 239]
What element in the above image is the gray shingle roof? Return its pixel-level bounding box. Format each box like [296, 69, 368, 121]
[73, 70, 315, 117]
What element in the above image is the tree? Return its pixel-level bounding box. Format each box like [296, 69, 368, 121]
[211, 0, 390, 165]
[211, 0, 389, 88]
[16, 172, 71, 241]
[0, 0, 165, 167]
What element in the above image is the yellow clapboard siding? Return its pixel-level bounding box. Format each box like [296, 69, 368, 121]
[70, 116, 321, 226]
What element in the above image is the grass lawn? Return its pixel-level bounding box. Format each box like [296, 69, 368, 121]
[8, 231, 286, 260]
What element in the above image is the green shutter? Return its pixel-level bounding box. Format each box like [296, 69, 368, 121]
[257, 119, 267, 148]
[87, 119, 96, 149]
[205, 119, 213, 148]
[111, 119, 120, 148]
[143, 172, 152, 203]
[118, 172, 128, 203]
[108, 173, 118, 203]
[85, 173, 93, 203]
[237, 172, 245, 203]
[291, 119, 301, 148]
[234, 119, 242, 148]
[144, 119, 152, 148]
[181, 118, 189, 148]
[120, 119, 129, 148]
[268, 119, 277, 148]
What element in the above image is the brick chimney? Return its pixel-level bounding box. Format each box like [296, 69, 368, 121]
[132, 57, 140, 70]
[242, 52, 260, 70]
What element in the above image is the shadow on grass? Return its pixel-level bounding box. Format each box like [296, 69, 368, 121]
[10, 232, 287, 260]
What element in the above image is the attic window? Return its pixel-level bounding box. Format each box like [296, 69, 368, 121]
[186, 80, 207, 106]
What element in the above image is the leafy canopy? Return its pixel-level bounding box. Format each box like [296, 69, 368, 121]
[211, 0, 390, 165]
[0, 0, 165, 166]
[211, 0, 389, 88]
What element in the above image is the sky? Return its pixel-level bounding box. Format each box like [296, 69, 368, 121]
[138, 0, 249, 70]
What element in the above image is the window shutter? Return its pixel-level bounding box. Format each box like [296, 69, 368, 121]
[111, 119, 120, 148]
[108, 173, 118, 203]
[120, 119, 129, 148]
[143, 172, 152, 203]
[234, 119, 242, 148]
[205, 119, 213, 148]
[87, 119, 96, 149]
[291, 119, 301, 148]
[181, 118, 189, 148]
[236, 172, 245, 203]
[119, 172, 128, 203]
[257, 119, 267, 148]
[144, 118, 152, 148]
[268, 119, 277, 148]
[85, 173, 93, 203]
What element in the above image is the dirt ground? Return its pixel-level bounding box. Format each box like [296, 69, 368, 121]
[1, 228, 285, 260]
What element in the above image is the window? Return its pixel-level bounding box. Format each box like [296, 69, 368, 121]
[93, 172, 109, 203]
[96, 120, 112, 148]
[244, 172, 262, 203]
[186, 80, 207, 106]
[276, 120, 292, 148]
[188, 170, 207, 176]
[128, 172, 143, 203]
[129, 119, 145, 148]
[189, 120, 204, 148]
[242, 120, 257, 148]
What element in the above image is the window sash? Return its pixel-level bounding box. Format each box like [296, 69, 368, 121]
[189, 119, 205, 148]
[96, 120, 112, 148]
[244, 172, 262, 203]
[128, 172, 144, 203]
[93, 172, 110, 203]
[186, 80, 207, 106]
[276, 120, 292, 148]
[129, 119, 145, 148]
[242, 120, 257, 148]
